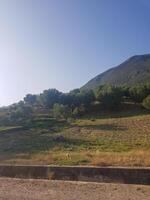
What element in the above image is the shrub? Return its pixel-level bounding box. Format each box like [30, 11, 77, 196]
[95, 85, 123, 110]
[129, 84, 149, 103]
[73, 105, 86, 117]
[53, 103, 72, 120]
[142, 95, 150, 110]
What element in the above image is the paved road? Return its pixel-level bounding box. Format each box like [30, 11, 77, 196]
[0, 178, 149, 200]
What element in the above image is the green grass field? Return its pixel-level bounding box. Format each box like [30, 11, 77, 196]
[0, 106, 150, 166]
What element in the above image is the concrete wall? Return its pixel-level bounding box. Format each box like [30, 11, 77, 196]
[0, 165, 48, 179]
[0, 165, 149, 185]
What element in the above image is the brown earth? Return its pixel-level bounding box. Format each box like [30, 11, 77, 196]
[0, 178, 149, 200]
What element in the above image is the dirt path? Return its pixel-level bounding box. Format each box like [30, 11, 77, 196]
[0, 178, 149, 200]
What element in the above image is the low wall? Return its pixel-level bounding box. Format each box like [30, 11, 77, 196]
[0, 165, 149, 185]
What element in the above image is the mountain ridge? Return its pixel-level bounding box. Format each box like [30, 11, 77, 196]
[82, 54, 150, 90]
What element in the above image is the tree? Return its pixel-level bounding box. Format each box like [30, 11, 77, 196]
[121, 85, 130, 98]
[95, 85, 123, 109]
[39, 89, 62, 108]
[24, 94, 37, 105]
[77, 90, 95, 106]
[67, 89, 95, 109]
[53, 103, 72, 120]
[142, 95, 150, 110]
[72, 105, 86, 117]
[69, 88, 80, 95]
[129, 84, 150, 103]
[9, 102, 33, 123]
[59, 93, 74, 107]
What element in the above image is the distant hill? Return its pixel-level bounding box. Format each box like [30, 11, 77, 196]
[82, 54, 150, 90]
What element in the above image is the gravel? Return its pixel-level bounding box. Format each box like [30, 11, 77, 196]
[0, 178, 150, 200]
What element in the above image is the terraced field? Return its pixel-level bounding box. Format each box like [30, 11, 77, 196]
[0, 107, 150, 166]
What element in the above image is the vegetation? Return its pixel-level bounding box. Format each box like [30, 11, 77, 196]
[0, 80, 149, 166]
[53, 103, 72, 120]
[0, 82, 149, 128]
[129, 83, 150, 103]
[95, 85, 123, 109]
[143, 95, 150, 110]
[0, 106, 149, 166]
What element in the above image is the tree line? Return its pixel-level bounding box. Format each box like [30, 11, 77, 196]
[1, 82, 150, 124]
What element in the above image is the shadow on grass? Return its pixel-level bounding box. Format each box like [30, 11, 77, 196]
[0, 131, 89, 156]
[82, 103, 150, 120]
[77, 124, 127, 131]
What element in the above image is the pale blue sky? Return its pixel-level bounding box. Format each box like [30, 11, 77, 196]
[1, 0, 150, 106]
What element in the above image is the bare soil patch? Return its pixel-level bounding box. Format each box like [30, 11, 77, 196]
[0, 178, 149, 200]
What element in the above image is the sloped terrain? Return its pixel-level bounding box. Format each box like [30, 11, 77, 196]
[0, 104, 149, 166]
[82, 54, 150, 90]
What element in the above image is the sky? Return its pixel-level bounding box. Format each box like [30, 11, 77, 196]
[1, 0, 150, 106]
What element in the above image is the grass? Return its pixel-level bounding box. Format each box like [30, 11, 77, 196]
[4, 150, 150, 167]
[0, 106, 150, 167]
[0, 126, 22, 132]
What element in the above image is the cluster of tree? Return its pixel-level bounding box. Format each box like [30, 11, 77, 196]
[94, 83, 150, 108]
[9, 101, 33, 123]
[0, 101, 33, 126]
[52, 83, 150, 120]
[94, 85, 124, 109]
[2, 82, 149, 124]
[129, 83, 150, 103]
[53, 103, 87, 120]
[23, 89, 94, 108]
[51, 89, 95, 120]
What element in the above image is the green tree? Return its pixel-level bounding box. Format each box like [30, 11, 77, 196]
[9, 102, 33, 123]
[95, 85, 123, 109]
[77, 90, 95, 106]
[24, 94, 37, 105]
[39, 89, 62, 108]
[129, 85, 148, 103]
[53, 103, 72, 120]
[72, 105, 86, 117]
[67, 89, 95, 109]
[142, 95, 150, 110]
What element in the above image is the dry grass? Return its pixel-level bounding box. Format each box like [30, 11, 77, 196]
[4, 150, 150, 167]
[0, 108, 150, 167]
[90, 150, 150, 167]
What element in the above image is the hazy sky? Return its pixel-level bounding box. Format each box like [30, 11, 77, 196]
[1, 0, 150, 106]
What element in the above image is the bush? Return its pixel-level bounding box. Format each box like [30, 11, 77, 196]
[53, 103, 72, 120]
[73, 105, 86, 117]
[9, 102, 33, 124]
[95, 85, 123, 110]
[129, 84, 149, 103]
[142, 95, 150, 110]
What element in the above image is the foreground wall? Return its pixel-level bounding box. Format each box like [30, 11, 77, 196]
[0, 165, 149, 185]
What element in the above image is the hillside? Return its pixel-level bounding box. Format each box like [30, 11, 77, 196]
[0, 104, 150, 166]
[0, 55, 150, 167]
[82, 54, 150, 90]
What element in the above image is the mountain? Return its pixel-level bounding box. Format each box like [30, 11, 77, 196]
[82, 54, 150, 90]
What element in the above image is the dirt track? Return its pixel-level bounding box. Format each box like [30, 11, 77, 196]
[0, 178, 149, 200]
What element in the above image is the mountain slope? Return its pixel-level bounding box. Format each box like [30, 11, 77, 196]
[82, 54, 150, 90]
